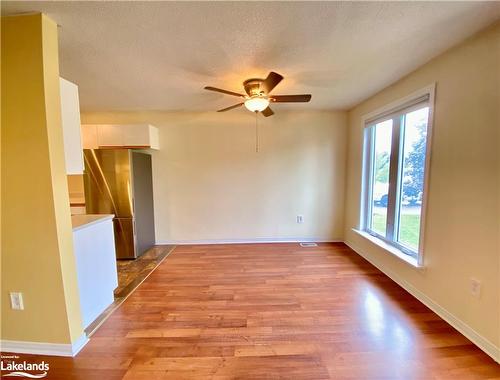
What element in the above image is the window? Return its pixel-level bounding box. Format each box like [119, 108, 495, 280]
[361, 88, 433, 262]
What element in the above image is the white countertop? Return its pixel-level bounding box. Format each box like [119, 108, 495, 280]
[72, 214, 114, 232]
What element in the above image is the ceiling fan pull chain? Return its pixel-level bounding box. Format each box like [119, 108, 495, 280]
[255, 111, 259, 153]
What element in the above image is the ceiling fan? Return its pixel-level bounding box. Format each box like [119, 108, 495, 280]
[204, 71, 311, 117]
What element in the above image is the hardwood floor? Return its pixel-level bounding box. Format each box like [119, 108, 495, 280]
[2, 243, 499, 379]
[115, 245, 175, 298]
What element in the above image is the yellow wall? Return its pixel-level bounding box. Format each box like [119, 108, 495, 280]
[81, 111, 347, 243]
[1, 14, 84, 344]
[344, 21, 500, 354]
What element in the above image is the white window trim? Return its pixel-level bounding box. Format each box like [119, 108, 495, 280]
[358, 83, 436, 268]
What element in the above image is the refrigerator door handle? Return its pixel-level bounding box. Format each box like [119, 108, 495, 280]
[129, 180, 135, 213]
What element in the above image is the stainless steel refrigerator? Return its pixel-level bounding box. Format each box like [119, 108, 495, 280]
[83, 149, 156, 259]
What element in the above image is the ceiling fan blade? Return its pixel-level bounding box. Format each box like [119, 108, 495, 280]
[261, 106, 274, 117]
[204, 86, 246, 98]
[271, 94, 312, 103]
[261, 72, 284, 94]
[217, 103, 244, 112]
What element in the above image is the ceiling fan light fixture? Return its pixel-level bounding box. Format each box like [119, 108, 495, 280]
[205, 72, 311, 116]
[244, 97, 269, 112]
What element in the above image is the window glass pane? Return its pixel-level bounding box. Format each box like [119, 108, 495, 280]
[370, 119, 393, 236]
[397, 107, 429, 252]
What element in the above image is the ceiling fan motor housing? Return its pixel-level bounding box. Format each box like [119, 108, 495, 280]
[243, 78, 266, 97]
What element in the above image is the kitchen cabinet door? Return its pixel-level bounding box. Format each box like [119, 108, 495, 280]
[97, 124, 124, 147]
[81, 124, 99, 149]
[122, 124, 150, 147]
[60, 78, 84, 174]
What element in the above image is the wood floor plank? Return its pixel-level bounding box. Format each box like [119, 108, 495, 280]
[2, 243, 499, 379]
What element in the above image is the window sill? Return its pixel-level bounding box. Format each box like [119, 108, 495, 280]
[352, 229, 423, 269]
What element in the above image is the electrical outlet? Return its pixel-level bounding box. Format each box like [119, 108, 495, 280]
[10, 292, 24, 310]
[470, 278, 481, 298]
[296, 215, 304, 224]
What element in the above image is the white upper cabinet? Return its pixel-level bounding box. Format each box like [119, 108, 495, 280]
[97, 124, 125, 147]
[60, 78, 84, 174]
[81, 124, 98, 149]
[122, 124, 159, 147]
[82, 124, 159, 150]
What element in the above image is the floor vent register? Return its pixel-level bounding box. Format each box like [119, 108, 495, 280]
[300, 242, 318, 247]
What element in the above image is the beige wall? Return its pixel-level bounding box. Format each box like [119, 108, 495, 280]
[81, 111, 347, 243]
[344, 21, 500, 354]
[1, 14, 84, 344]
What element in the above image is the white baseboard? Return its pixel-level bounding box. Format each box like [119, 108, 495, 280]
[345, 239, 500, 364]
[156, 237, 343, 245]
[0, 334, 88, 357]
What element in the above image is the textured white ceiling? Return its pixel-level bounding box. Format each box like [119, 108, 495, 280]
[2, 1, 499, 112]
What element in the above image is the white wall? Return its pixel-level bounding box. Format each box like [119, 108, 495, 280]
[81, 110, 347, 243]
[344, 22, 499, 358]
